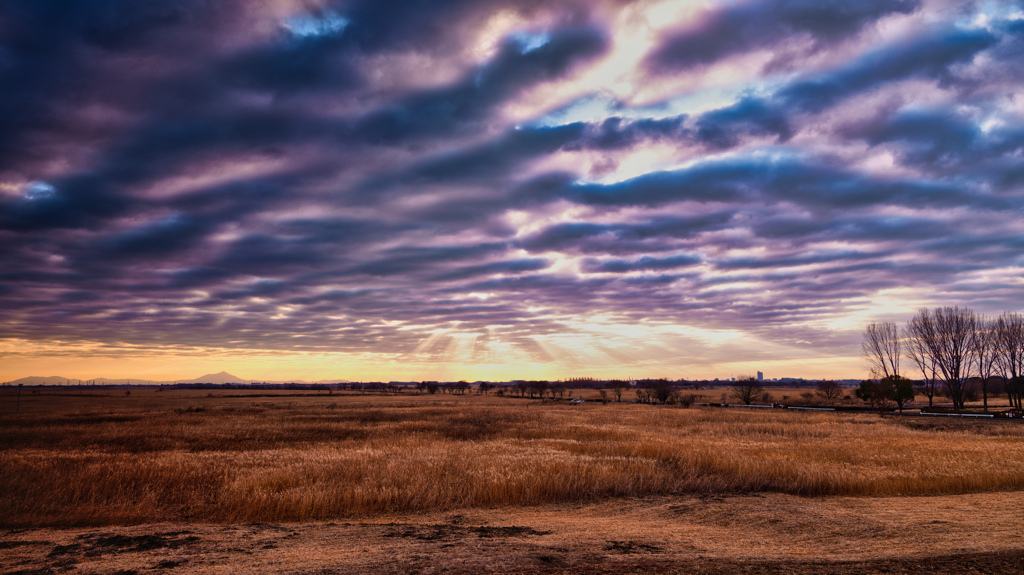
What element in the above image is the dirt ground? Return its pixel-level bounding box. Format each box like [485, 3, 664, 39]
[4, 491, 1023, 575]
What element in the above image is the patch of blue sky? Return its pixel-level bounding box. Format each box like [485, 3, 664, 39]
[650, 84, 774, 119]
[510, 30, 551, 54]
[284, 10, 349, 39]
[968, 1, 1024, 30]
[529, 83, 761, 129]
[526, 93, 623, 127]
[23, 181, 55, 200]
[575, 145, 804, 187]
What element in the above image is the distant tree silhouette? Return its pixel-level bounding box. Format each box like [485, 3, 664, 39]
[731, 376, 765, 405]
[863, 321, 901, 379]
[815, 381, 842, 403]
[995, 312, 1024, 410]
[608, 380, 627, 402]
[551, 383, 567, 399]
[650, 379, 675, 403]
[514, 381, 529, 397]
[635, 388, 650, 403]
[856, 375, 914, 412]
[973, 317, 999, 411]
[529, 380, 548, 399]
[905, 307, 977, 410]
[856, 380, 889, 411]
[904, 321, 939, 407]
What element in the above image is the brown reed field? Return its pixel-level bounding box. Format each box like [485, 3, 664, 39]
[3, 387, 1024, 530]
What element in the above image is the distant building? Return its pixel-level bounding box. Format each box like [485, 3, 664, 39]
[756, 371, 764, 381]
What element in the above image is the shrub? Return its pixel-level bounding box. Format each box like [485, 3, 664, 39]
[677, 394, 699, 408]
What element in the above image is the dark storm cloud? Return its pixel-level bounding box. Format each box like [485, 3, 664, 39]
[582, 254, 702, 273]
[217, 27, 363, 95]
[0, 176, 138, 231]
[716, 249, 887, 271]
[545, 155, 991, 213]
[347, 244, 509, 277]
[94, 213, 212, 260]
[359, 114, 693, 203]
[432, 258, 551, 281]
[695, 97, 793, 148]
[365, 123, 589, 189]
[1, 0, 1022, 372]
[0, 0, 255, 178]
[667, 23, 999, 153]
[778, 25, 999, 113]
[843, 107, 1024, 180]
[516, 213, 733, 255]
[646, 0, 920, 72]
[346, 25, 608, 144]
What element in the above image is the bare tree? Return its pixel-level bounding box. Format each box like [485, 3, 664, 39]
[608, 380, 627, 402]
[995, 312, 1024, 410]
[635, 388, 650, 403]
[856, 376, 914, 413]
[903, 322, 939, 407]
[551, 383, 567, 399]
[529, 380, 548, 399]
[862, 321, 901, 378]
[905, 307, 977, 410]
[515, 381, 529, 397]
[731, 376, 766, 405]
[677, 393, 699, 408]
[972, 316, 999, 412]
[815, 380, 843, 403]
[650, 379, 675, 403]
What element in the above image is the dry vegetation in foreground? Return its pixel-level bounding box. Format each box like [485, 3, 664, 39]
[5, 492, 1024, 574]
[2, 389, 1024, 527]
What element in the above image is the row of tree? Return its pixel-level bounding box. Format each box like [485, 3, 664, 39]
[863, 307, 1024, 411]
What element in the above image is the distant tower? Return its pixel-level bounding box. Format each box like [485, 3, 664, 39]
[756, 371, 764, 381]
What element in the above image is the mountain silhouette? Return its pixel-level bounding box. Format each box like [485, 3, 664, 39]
[185, 371, 248, 384]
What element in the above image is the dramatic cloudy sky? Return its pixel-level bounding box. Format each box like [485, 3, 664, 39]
[2, 0, 1023, 382]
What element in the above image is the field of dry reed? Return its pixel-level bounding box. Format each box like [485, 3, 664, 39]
[3, 389, 1024, 527]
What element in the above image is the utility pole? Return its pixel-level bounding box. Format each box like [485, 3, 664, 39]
[16, 384, 23, 414]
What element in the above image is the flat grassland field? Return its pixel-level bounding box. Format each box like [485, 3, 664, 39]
[3, 389, 1024, 574]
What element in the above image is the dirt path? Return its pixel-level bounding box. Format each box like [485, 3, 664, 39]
[4, 492, 1023, 574]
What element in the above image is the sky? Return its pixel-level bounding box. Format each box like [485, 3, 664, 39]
[2, 0, 1023, 383]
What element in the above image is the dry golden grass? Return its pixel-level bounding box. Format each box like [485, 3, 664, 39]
[2, 389, 1024, 527]
[6, 492, 1024, 574]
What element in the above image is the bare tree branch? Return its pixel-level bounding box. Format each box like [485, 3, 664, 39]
[995, 312, 1024, 410]
[905, 307, 977, 410]
[862, 321, 901, 379]
[903, 321, 938, 407]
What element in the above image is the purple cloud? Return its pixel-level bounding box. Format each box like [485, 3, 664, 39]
[1, 0, 1023, 379]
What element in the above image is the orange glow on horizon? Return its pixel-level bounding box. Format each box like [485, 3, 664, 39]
[0, 337, 867, 383]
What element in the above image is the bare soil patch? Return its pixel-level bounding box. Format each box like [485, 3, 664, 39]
[3, 492, 1023, 574]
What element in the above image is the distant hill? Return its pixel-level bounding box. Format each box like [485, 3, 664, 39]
[4, 372, 350, 386]
[180, 371, 249, 384]
[8, 376, 84, 385]
[8, 375, 181, 385]
[6, 372, 251, 385]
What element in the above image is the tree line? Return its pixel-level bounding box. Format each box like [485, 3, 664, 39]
[863, 307, 1024, 411]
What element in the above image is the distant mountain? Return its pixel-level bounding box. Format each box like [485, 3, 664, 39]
[8, 376, 84, 385]
[183, 371, 248, 384]
[5, 372, 353, 386]
[8, 375, 181, 385]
